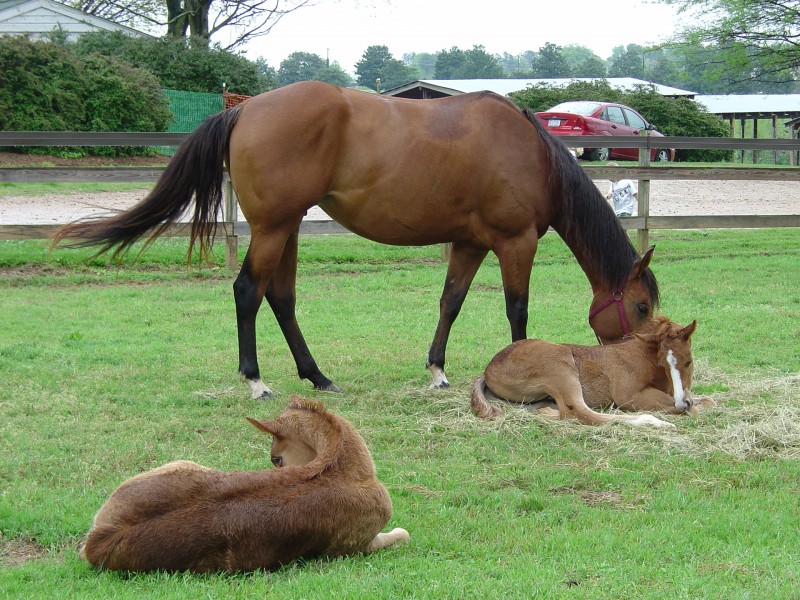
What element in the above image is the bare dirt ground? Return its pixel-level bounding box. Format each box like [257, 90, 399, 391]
[1, 152, 798, 224]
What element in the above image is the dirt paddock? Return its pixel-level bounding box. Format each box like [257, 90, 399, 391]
[1, 150, 798, 224]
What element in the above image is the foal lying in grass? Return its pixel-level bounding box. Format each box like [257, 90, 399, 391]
[81, 397, 408, 573]
[471, 316, 714, 427]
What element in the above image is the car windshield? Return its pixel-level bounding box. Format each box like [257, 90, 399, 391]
[547, 101, 602, 116]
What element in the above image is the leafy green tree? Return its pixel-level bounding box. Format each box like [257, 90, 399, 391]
[434, 45, 503, 78]
[573, 55, 608, 77]
[73, 31, 273, 94]
[530, 43, 571, 77]
[608, 44, 645, 78]
[658, 0, 800, 84]
[355, 45, 414, 90]
[403, 52, 436, 78]
[434, 46, 467, 78]
[278, 51, 351, 87]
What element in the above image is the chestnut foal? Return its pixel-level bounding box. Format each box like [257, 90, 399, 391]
[81, 397, 408, 573]
[471, 317, 714, 427]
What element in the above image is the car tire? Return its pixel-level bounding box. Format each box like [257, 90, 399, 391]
[655, 149, 671, 162]
[589, 147, 610, 161]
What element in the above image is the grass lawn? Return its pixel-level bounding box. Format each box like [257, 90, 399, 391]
[1, 229, 798, 598]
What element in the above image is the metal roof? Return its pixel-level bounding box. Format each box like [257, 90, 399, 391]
[384, 78, 698, 98]
[694, 94, 800, 118]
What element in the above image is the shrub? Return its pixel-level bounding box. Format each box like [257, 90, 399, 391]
[510, 80, 734, 162]
[73, 32, 275, 95]
[0, 36, 171, 157]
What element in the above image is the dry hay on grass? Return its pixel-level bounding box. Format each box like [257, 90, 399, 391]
[401, 361, 800, 461]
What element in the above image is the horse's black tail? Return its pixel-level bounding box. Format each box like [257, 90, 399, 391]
[52, 105, 244, 262]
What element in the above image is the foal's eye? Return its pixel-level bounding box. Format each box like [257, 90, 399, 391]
[685, 360, 693, 368]
[271, 456, 283, 467]
[637, 303, 649, 316]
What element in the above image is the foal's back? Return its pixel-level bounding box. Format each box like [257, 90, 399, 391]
[81, 398, 399, 573]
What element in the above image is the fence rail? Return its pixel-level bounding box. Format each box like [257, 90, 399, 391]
[1, 131, 799, 267]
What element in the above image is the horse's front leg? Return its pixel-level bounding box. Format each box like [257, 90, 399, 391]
[265, 230, 338, 393]
[427, 244, 488, 388]
[495, 232, 538, 342]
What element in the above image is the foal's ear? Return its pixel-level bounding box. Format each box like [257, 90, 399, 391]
[634, 332, 659, 345]
[629, 245, 656, 280]
[246, 417, 285, 440]
[679, 320, 698, 340]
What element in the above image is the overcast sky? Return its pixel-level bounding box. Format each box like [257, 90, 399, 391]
[239, 0, 684, 75]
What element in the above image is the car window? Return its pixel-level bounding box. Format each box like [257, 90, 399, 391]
[605, 106, 626, 125]
[624, 109, 646, 129]
[548, 101, 601, 116]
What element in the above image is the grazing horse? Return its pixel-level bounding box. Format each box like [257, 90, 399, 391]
[471, 316, 714, 427]
[53, 81, 660, 398]
[80, 397, 409, 573]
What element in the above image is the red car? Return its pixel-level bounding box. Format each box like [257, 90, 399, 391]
[535, 101, 674, 162]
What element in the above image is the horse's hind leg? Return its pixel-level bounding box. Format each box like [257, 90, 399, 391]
[234, 237, 281, 399]
[427, 243, 488, 388]
[265, 230, 338, 392]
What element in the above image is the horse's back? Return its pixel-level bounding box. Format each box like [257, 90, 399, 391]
[228, 83, 552, 245]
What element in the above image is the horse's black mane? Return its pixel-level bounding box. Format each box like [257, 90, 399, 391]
[522, 109, 659, 308]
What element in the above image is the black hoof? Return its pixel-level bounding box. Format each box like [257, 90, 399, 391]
[316, 382, 342, 393]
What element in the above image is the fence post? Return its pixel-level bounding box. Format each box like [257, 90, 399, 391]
[637, 139, 651, 253]
[223, 177, 238, 270]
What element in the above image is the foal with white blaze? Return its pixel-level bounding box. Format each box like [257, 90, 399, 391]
[81, 397, 408, 573]
[471, 317, 714, 427]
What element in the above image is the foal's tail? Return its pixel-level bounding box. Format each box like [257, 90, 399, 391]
[52, 106, 244, 262]
[470, 376, 502, 419]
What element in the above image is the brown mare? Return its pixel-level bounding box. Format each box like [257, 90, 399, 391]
[53, 81, 660, 398]
[471, 316, 715, 427]
[81, 397, 409, 573]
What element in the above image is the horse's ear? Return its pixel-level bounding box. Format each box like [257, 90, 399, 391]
[629, 245, 655, 280]
[679, 320, 698, 340]
[246, 417, 285, 440]
[634, 332, 659, 345]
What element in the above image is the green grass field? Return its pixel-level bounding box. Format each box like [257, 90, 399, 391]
[1, 229, 798, 598]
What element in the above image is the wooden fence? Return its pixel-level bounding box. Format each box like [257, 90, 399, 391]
[1, 131, 799, 268]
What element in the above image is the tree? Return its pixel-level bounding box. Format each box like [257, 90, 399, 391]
[608, 44, 645, 78]
[355, 45, 414, 90]
[278, 52, 351, 87]
[70, 0, 312, 50]
[530, 43, 571, 78]
[403, 52, 436, 78]
[434, 45, 503, 78]
[658, 0, 800, 84]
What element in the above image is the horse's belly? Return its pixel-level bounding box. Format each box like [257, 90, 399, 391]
[318, 196, 464, 246]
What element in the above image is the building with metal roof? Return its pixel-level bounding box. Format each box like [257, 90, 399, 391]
[383, 78, 698, 100]
[0, 0, 148, 40]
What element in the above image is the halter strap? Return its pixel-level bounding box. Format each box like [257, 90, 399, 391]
[588, 287, 632, 343]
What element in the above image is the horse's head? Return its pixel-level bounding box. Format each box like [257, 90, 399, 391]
[246, 396, 335, 468]
[589, 246, 659, 344]
[637, 319, 698, 412]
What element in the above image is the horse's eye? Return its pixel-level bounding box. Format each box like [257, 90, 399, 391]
[271, 456, 282, 467]
[685, 360, 693, 368]
[637, 303, 649, 316]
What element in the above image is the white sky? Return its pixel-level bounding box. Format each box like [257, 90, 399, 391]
[239, 0, 684, 76]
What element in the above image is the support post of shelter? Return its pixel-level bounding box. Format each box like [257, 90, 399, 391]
[636, 141, 651, 253]
[223, 177, 238, 270]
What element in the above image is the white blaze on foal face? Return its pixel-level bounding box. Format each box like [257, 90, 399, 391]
[666, 349, 687, 410]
